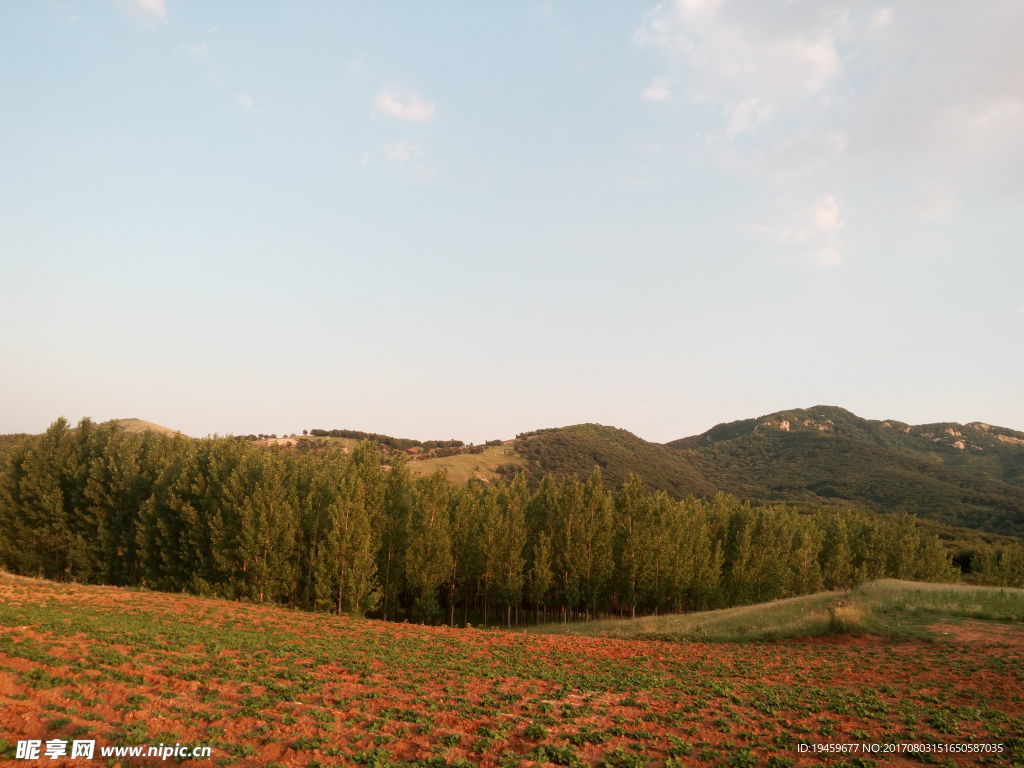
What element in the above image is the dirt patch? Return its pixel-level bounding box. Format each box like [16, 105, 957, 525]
[930, 619, 1024, 647]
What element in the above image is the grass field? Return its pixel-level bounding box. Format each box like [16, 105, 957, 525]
[1, 574, 1022, 767]
[407, 443, 526, 483]
[529, 580, 1024, 643]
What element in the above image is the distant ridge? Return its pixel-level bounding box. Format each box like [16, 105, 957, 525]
[106, 418, 188, 438]
[514, 406, 1024, 537]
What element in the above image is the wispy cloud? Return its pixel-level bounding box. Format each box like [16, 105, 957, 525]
[752, 194, 845, 268]
[384, 139, 436, 179]
[872, 7, 893, 28]
[385, 139, 420, 165]
[642, 77, 671, 102]
[636, 1, 839, 128]
[637, 0, 1024, 272]
[236, 93, 256, 113]
[725, 97, 773, 137]
[119, 0, 167, 24]
[372, 86, 436, 123]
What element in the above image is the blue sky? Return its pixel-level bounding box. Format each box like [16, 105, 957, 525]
[1, 0, 1022, 442]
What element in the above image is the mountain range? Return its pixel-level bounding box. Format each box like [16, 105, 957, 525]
[512, 406, 1024, 537]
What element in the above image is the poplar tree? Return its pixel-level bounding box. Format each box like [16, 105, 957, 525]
[446, 481, 484, 625]
[578, 468, 614, 618]
[551, 474, 583, 620]
[378, 455, 413, 620]
[820, 514, 855, 589]
[492, 475, 528, 626]
[527, 531, 554, 622]
[404, 472, 452, 622]
[325, 461, 380, 614]
[615, 475, 650, 618]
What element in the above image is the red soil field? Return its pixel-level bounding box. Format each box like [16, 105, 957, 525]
[0, 573, 1021, 767]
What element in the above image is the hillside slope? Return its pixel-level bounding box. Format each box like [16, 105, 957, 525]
[531, 578, 1024, 642]
[513, 408, 1024, 536]
[106, 418, 187, 437]
[515, 423, 714, 497]
[672, 406, 1024, 536]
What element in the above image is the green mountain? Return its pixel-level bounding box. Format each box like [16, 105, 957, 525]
[515, 406, 1024, 537]
[515, 423, 713, 498]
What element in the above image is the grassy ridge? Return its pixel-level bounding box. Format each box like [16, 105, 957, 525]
[530, 579, 1024, 643]
[407, 442, 526, 483]
[105, 418, 187, 437]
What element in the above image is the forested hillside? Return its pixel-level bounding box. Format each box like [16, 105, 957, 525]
[515, 424, 712, 497]
[2, 418, 1023, 627]
[513, 407, 1024, 537]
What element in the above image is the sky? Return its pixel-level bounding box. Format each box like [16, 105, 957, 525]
[1, 0, 1022, 443]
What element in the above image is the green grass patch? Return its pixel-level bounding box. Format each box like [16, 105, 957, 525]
[528, 579, 1024, 642]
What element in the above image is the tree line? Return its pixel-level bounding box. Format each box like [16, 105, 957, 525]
[1, 418, 1021, 625]
[307, 428, 463, 452]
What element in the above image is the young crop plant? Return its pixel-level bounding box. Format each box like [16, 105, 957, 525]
[528, 744, 584, 768]
[523, 722, 548, 740]
[350, 747, 394, 767]
[599, 747, 647, 768]
[667, 736, 693, 757]
[726, 749, 757, 768]
[568, 727, 611, 746]
[698, 747, 718, 763]
[293, 736, 327, 751]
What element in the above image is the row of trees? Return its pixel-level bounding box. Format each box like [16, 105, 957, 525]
[307, 428, 464, 451]
[0, 419, 1018, 625]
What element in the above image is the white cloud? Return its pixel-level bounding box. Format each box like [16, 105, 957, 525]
[384, 140, 436, 179]
[845, 4, 1024, 202]
[752, 194, 845, 268]
[642, 77, 672, 102]
[385, 139, 419, 166]
[636, 2, 840, 118]
[679, 0, 721, 13]
[637, 1, 1024, 256]
[812, 193, 843, 233]
[372, 86, 436, 123]
[725, 97, 773, 136]
[236, 93, 255, 113]
[122, 0, 166, 23]
[872, 8, 893, 28]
